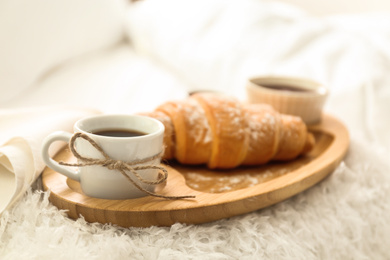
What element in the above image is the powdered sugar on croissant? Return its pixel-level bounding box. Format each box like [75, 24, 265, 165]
[141, 93, 315, 169]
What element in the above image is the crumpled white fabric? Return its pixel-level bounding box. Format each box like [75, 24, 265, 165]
[0, 107, 99, 213]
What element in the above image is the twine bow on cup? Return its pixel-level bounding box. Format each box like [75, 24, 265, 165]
[59, 132, 195, 200]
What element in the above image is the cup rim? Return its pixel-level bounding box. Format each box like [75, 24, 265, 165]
[248, 76, 328, 97]
[74, 114, 165, 140]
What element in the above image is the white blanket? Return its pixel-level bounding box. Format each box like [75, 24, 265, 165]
[1, 0, 390, 259]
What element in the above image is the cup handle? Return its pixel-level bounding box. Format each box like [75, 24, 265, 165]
[41, 131, 80, 182]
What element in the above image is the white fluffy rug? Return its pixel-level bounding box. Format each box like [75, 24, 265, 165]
[1, 139, 390, 259]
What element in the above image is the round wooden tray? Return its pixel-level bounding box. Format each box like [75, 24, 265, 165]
[42, 114, 349, 227]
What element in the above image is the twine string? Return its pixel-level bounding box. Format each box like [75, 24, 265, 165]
[59, 132, 195, 200]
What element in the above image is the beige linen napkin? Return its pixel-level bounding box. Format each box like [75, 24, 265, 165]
[0, 106, 99, 213]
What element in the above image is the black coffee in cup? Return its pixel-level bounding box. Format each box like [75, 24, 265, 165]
[92, 129, 147, 137]
[258, 83, 314, 93]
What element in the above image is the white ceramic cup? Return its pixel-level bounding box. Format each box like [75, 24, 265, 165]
[246, 76, 328, 124]
[41, 114, 165, 200]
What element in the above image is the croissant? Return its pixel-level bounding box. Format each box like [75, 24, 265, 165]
[141, 93, 315, 169]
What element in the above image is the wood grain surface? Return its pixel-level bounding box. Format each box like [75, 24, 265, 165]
[42, 114, 349, 227]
